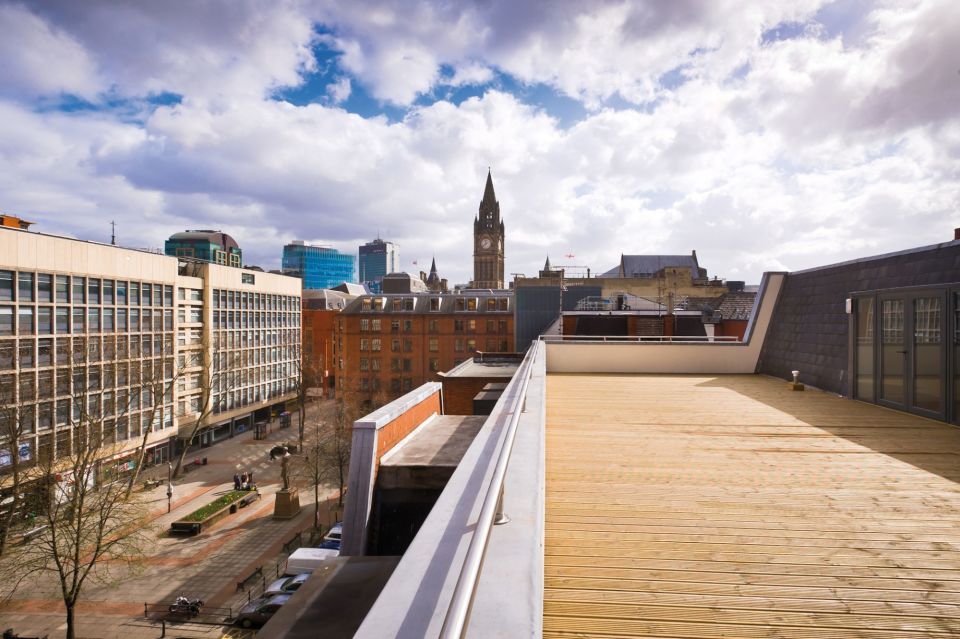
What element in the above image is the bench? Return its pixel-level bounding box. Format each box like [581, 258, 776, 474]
[238, 491, 260, 508]
[236, 565, 263, 592]
[15, 526, 47, 544]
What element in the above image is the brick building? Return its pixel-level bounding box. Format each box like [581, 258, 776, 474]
[334, 292, 514, 400]
[302, 289, 356, 398]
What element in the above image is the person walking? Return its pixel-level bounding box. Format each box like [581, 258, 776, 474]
[233, 473, 241, 491]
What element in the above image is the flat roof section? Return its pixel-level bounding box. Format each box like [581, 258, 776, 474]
[379, 415, 487, 490]
[545, 374, 960, 638]
[442, 360, 519, 378]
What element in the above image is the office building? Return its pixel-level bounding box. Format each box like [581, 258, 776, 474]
[281, 241, 355, 290]
[165, 230, 242, 267]
[0, 223, 300, 505]
[358, 238, 399, 291]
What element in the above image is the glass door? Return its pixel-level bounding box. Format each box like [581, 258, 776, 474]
[912, 295, 943, 416]
[879, 297, 906, 407]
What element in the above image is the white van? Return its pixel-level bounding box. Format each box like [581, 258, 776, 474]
[283, 547, 338, 576]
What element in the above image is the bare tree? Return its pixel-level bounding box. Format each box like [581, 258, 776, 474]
[0, 373, 153, 639]
[0, 370, 28, 557]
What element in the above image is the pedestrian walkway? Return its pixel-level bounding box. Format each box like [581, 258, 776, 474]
[0, 402, 342, 639]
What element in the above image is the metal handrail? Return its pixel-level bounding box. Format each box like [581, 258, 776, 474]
[541, 334, 740, 343]
[438, 340, 541, 638]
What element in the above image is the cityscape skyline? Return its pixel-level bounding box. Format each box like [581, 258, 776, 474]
[1, 1, 956, 287]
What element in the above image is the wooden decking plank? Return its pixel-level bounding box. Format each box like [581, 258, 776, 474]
[544, 374, 960, 638]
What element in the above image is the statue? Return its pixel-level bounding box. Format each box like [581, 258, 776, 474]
[280, 453, 290, 491]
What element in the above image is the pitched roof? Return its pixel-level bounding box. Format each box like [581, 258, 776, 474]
[482, 168, 497, 204]
[603, 253, 700, 278]
[716, 292, 757, 321]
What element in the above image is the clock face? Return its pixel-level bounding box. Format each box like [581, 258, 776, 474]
[480, 237, 492, 249]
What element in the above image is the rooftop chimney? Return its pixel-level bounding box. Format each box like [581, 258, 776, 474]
[955, 228, 960, 241]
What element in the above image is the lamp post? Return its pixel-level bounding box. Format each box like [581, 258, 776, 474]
[166, 462, 173, 514]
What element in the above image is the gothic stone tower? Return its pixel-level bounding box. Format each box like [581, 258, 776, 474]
[472, 169, 505, 289]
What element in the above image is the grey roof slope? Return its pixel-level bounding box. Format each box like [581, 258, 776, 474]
[716, 292, 757, 321]
[602, 253, 700, 277]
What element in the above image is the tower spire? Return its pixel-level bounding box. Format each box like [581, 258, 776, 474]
[482, 167, 497, 204]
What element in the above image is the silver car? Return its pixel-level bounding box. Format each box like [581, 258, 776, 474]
[263, 572, 309, 597]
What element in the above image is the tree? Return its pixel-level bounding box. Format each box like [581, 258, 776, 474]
[0, 364, 153, 639]
[0, 370, 29, 558]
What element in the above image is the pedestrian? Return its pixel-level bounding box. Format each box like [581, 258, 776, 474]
[241, 472, 248, 488]
[247, 471, 254, 487]
[233, 473, 241, 491]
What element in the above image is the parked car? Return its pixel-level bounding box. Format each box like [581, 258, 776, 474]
[263, 572, 310, 597]
[234, 593, 291, 629]
[324, 522, 342, 546]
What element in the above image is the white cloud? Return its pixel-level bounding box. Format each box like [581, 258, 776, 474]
[0, 0, 957, 288]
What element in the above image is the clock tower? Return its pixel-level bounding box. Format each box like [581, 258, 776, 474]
[472, 169, 505, 289]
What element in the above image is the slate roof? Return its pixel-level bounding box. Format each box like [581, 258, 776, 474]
[601, 253, 700, 278]
[716, 292, 757, 321]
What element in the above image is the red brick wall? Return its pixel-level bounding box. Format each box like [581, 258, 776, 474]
[374, 391, 442, 466]
[441, 377, 507, 415]
[716, 319, 749, 340]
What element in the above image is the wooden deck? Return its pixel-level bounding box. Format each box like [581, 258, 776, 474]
[544, 374, 960, 638]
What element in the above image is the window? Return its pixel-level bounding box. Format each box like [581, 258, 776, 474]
[142, 283, 152, 306]
[88, 278, 100, 304]
[0, 271, 12, 301]
[402, 379, 412, 392]
[38, 274, 53, 302]
[391, 338, 400, 352]
[37, 306, 53, 335]
[403, 339, 413, 353]
[117, 308, 127, 331]
[454, 319, 464, 332]
[72, 276, 85, 304]
[430, 297, 441, 311]
[455, 338, 464, 352]
[0, 307, 13, 336]
[55, 275, 69, 303]
[391, 357, 401, 372]
[129, 281, 140, 305]
[429, 338, 439, 352]
[241, 273, 255, 285]
[371, 318, 381, 331]
[404, 319, 413, 332]
[390, 378, 400, 393]
[18, 273, 34, 302]
[0, 341, 12, 369]
[391, 320, 400, 333]
[487, 319, 496, 333]
[402, 358, 412, 372]
[164, 285, 173, 306]
[18, 307, 33, 335]
[38, 339, 52, 366]
[467, 319, 476, 333]
[103, 280, 114, 305]
[428, 319, 439, 333]
[456, 298, 465, 311]
[498, 298, 509, 311]
[362, 299, 372, 311]
[153, 285, 162, 307]
[56, 307, 69, 333]
[360, 319, 369, 332]
[392, 298, 402, 311]
[403, 298, 414, 311]
[360, 338, 369, 351]
[429, 358, 439, 372]
[486, 298, 496, 311]
[371, 338, 381, 352]
[486, 338, 497, 352]
[116, 280, 127, 305]
[467, 298, 478, 311]
[467, 339, 476, 352]
[87, 307, 100, 332]
[103, 308, 115, 332]
[360, 358, 369, 371]
[19, 341, 34, 368]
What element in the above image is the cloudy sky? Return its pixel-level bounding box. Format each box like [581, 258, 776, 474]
[1, 0, 958, 285]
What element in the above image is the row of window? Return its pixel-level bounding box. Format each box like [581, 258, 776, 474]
[357, 318, 510, 334]
[213, 329, 300, 351]
[212, 289, 300, 312]
[2, 359, 173, 400]
[0, 305, 175, 336]
[212, 310, 300, 330]
[356, 337, 509, 353]
[0, 393, 174, 436]
[1, 336, 174, 370]
[0, 271, 174, 307]
[212, 379, 296, 414]
[359, 296, 511, 312]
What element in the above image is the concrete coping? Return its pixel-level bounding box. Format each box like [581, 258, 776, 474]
[353, 382, 442, 431]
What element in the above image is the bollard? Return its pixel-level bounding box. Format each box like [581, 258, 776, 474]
[160, 619, 166, 638]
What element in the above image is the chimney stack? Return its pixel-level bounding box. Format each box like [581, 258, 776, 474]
[955, 228, 960, 241]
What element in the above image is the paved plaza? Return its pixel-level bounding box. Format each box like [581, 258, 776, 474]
[0, 404, 343, 639]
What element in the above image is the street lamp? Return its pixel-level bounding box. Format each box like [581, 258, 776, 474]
[166, 462, 173, 513]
